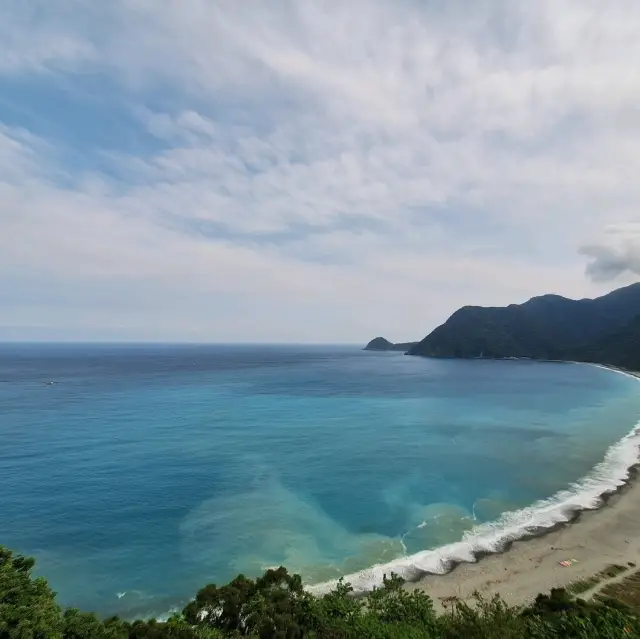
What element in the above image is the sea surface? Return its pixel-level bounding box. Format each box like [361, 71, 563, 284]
[1, 344, 640, 619]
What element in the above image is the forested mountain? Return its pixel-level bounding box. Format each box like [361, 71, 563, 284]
[364, 337, 418, 352]
[569, 313, 640, 370]
[406, 283, 640, 369]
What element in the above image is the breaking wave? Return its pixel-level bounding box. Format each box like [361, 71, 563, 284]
[310, 367, 640, 595]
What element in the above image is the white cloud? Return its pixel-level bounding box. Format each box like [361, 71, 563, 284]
[0, 1, 95, 73]
[1, 0, 640, 340]
[580, 222, 640, 282]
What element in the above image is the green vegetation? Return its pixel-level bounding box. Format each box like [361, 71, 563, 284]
[602, 565, 630, 580]
[3, 546, 640, 638]
[406, 282, 640, 370]
[364, 337, 418, 352]
[567, 564, 628, 595]
[567, 576, 601, 596]
[598, 570, 640, 614]
[571, 315, 640, 371]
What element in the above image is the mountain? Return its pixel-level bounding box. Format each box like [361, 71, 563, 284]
[569, 314, 640, 370]
[364, 337, 418, 352]
[407, 283, 640, 366]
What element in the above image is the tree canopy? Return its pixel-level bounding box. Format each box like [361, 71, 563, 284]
[1, 545, 639, 638]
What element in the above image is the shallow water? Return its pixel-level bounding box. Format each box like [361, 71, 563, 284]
[0, 344, 639, 618]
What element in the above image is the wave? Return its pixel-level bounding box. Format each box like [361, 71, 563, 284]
[309, 365, 640, 596]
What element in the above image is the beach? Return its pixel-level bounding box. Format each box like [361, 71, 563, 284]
[405, 407, 640, 610]
[4, 347, 640, 618]
[307, 362, 640, 605]
[403, 365, 640, 610]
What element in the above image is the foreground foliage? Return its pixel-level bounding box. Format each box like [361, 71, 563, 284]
[1, 545, 639, 638]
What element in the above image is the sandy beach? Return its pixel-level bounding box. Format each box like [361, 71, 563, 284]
[404, 361, 640, 611]
[405, 473, 640, 608]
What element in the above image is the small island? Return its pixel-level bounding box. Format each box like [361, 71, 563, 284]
[364, 337, 418, 352]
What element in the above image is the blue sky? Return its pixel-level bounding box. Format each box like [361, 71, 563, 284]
[2, 0, 640, 342]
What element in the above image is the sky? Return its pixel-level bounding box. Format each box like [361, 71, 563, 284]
[2, 0, 640, 343]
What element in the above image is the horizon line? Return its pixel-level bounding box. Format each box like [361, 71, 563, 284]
[0, 340, 366, 346]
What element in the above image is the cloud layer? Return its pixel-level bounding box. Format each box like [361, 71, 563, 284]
[581, 223, 640, 282]
[1, 0, 640, 341]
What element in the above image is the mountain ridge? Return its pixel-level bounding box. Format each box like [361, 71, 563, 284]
[402, 282, 640, 370]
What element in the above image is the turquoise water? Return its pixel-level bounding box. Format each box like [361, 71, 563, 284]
[1, 344, 639, 619]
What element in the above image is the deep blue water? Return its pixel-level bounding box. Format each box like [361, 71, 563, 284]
[1, 344, 639, 619]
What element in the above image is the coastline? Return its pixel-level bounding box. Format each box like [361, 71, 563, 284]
[404, 467, 640, 609]
[401, 362, 640, 609]
[306, 361, 640, 608]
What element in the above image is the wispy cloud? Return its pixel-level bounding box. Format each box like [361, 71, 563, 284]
[1, 0, 639, 340]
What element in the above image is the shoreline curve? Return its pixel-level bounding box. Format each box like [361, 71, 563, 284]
[308, 362, 640, 600]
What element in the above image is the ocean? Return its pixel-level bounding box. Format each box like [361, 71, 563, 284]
[1, 343, 639, 619]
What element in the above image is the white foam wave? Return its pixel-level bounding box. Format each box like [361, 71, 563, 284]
[155, 606, 181, 623]
[309, 366, 640, 596]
